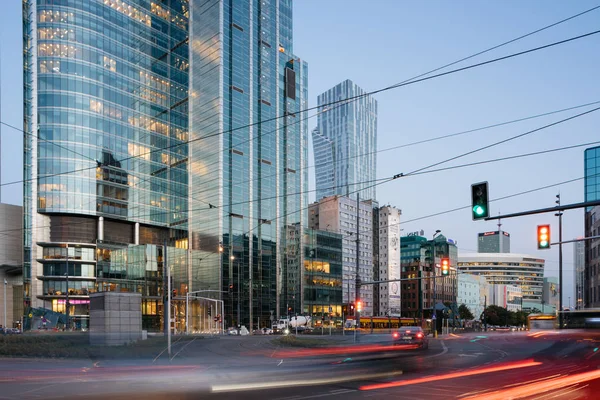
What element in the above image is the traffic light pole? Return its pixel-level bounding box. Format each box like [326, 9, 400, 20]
[484, 198, 600, 328]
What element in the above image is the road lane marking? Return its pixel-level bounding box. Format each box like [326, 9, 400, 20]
[210, 370, 403, 393]
[290, 389, 357, 399]
[277, 359, 283, 366]
[424, 339, 448, 359]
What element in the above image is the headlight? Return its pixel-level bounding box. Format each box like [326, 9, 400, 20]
[284, 328, 290, 335]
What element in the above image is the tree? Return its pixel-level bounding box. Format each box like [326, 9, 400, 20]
[483, 305, 509, 326]
[458, 304, 474, 320]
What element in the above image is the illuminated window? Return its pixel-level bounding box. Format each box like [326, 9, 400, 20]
[103, 56, 116, 72]
[90, 99, 104, 113]
[127, 143, 150, 160]
[104, 0, 151, 26]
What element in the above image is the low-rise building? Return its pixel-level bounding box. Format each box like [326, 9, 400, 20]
[457, 274, 489, 320]
[0, 203, 23, 330]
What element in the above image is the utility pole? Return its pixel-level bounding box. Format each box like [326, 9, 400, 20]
[65, 244, 69, 331]
[483, 295, 487, 332]
[355, 193, 361, 342]
[165, 240, 171, 356]
[556, 194, 564, 328]
[3, 278, 7, 330]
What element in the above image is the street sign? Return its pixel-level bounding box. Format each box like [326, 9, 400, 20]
[432, 314, 437, 320]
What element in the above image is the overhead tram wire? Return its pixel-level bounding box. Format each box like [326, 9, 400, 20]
[3, 28, 600, 190]
[189, 99, 600, 204]
[2, 102, 599, 238]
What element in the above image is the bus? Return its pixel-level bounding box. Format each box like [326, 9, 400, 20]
[527, 314, 557, 330]
[344, 316, 432, 335]
[560, 309, 600, 329]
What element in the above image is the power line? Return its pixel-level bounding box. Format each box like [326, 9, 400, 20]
[1, 105, 597, 239]
[401, 105, 600, 177]
[4, 28, 600, 190]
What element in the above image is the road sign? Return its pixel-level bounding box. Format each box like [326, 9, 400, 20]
[432, 314, 437, 320]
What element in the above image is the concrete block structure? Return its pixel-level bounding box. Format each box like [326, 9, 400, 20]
[89, 292, 142, 346]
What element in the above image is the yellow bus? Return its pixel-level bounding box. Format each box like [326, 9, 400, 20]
[344, 316, 432, 335]
[527, 314, 557, 330]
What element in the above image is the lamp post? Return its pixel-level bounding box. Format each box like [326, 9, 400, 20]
[432, 230, 441, 338]
[65, 243, 70, 331]
[3, 278, 7, 330]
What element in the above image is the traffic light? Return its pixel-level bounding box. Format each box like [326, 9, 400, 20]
[228, 284, 233, 294]
[356, 300, 362, 313]
[471, 182, 489, 220]
[441, 258, 450, 275]
[350, 302, 355, 315]
[537, 224, 551, 249]
[208, 307, 212, 317]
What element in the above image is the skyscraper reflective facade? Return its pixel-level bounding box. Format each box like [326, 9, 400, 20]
[584, 146, 600, 307]
[23, 0, 307, 330]
[313, 80, 377, 201]
[188, 0, 308, 327]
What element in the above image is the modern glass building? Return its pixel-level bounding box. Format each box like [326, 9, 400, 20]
[313, 80, 377, 201]
[23, 0, 307, 331]
[187, 0, 308, 328]
[584, 146, 600, 308]
[303, 228, 343, 322]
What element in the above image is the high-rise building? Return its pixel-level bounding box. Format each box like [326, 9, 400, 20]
[191, 0, 308, 327]
[584, 146, 600, 308]
[308, 195, 375, 315]
[374, 205, 401, 316]
[573, 240, 585, 309]
[477, 230, 510, 253]
[313, 80, 377, 201]
[23, 0, 307, 331]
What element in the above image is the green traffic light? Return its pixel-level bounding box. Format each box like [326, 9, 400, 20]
[473, 205, 486, 216]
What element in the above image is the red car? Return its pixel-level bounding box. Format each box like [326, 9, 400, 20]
[392, 326, 429, 349]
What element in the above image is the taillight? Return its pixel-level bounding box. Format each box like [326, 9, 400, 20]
[416, 333, 423, 338]
[392, 332, 399, 338]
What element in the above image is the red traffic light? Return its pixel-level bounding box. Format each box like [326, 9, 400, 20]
[537, 224, 550, 249]
[441, 258, 450, 275]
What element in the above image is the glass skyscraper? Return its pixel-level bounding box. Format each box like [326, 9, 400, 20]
[23, 0, 307, 330]
[190, 0, 308, 327]
[313, 80, 377, 201]
[584, 146, 600, 307]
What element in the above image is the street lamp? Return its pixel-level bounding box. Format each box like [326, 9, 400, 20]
[3, 278, 7, 330]
[431, 230, 441, 338]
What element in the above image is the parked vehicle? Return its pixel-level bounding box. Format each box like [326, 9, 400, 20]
[392, 326, 429, 349]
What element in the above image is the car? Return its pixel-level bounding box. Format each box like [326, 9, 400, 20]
[262, 327, 273, 335]
[392, 326, 429, 349]
[227, 327, 238, 335]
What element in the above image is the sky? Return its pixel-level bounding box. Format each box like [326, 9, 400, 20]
[2, 0, 600, 305]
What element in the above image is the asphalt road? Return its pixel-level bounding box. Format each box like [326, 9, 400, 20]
[1, 330, 599, 399]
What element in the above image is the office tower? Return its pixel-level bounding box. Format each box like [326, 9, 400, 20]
[313, 80, 377, 201]
[309, 196, 375, 316]
[184, 0, 308, 326]
[23, 0, 307, 330]
[584, 146, 600, 308]
[477, 230, 510, 253]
